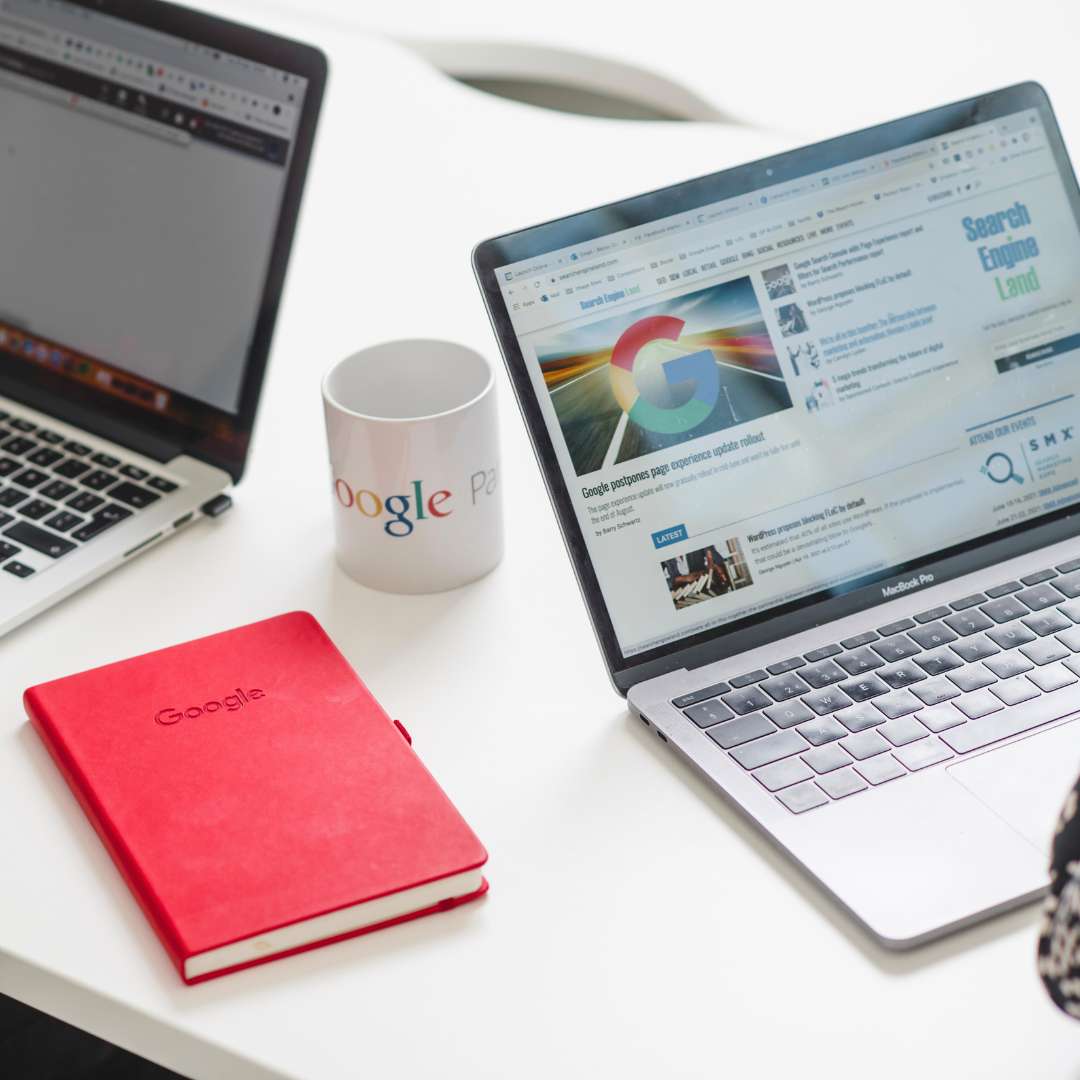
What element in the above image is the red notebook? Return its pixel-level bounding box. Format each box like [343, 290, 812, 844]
[24, 611, 488, 983]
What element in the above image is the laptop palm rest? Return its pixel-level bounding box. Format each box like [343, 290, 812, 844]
[948, 719, 1080, 854]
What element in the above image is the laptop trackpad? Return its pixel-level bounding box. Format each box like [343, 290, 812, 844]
[948, 719, 1080, 854]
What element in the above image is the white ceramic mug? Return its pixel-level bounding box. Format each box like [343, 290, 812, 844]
[322, 339, 503, 593]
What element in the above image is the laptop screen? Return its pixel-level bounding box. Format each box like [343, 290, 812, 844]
[0, 0, 306, 425]
[493, 99, 1080, 660]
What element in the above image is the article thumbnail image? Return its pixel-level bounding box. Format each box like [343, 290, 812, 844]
[762, 263, 796, 300]
[661, 538, 754, 611]
[535, 277, 791, 476]
[777, 303, 809, 338]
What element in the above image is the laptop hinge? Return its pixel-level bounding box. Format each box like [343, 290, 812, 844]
[0, 373, 183, 463]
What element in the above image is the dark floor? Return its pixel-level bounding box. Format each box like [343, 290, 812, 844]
[0, 992, 188, 1079]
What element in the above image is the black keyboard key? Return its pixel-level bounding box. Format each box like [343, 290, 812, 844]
[2, 436, 35, 455]
[0, 487, 27, 507]
[27, 447, 62, 468]
[910, 677, 961, 706]
[877, 618, 916, 635]
[44, 511, 82, 533]
[835, 648, 884, 675]
[796, 716, 847, 746]
[943, 609, 994, 636]
[766, 657, 805, 675]
[1022, 609, 1072, 637]
[1021, 569, 1057, 586]
[63, 440, 90, 455]
[949, 593, 988, 610]
[12, 468, 48, 489]
[763, 699, 814, 728]
[3, 560, 34, 577]
[119, 464, 149, 480]
[19, 499, 53, 521]
[878, 660, 928, 689]
[54, 458, 90, 479]
[835, 703, 885, 733]
[0, 512, 10, 528]
[839, 675, 889, 702]
[871, 690, 924, 720]
[672, 682, 731, 709]
[984, 652, 1034, 678]
[800, 660, 848, 688]
[70, 504, 132, 542]
[91, 452, 120, 468]
[1020, 638, 1071, 666]
[722, 686, 773, 715]
[1016, 583, 1064, 611]
[147, 476, 178, 493]
[40, 480, 75, 501]
[8, 417, 34, 432]
[4, 520, 75, 557]
[980, 596, 1029, 623]
[0, 457, 19, 478]
[985, 581, 1023, 598]
[731, 729, 808, 770]
[948, 665, 997, 693]
[803, 644, 841, 662]
[706, 712, 774, 749]
[913, 648, 963, 676]
[950, 634, 1000, 662]
[730, 670, 768, 688]
[760, 672, 809, 701]
[1053, 572, 1080, 599]
[0, 540, 19, 559]
[804, 686, 854, 715]
[36, 429, 63, 444]
[67, 490, 103, 513]
[684, 699, 735, 728]
[840, 631, 878, 649]
[987, 622, 1037, 649]
[1056, 558, 1080, 574]
[108, 481, 160, 509]
[81, 469, 118, 491]
[914, 606, 951, 623]
[870, 635, 921, 663]
[908, 621, 959, 649]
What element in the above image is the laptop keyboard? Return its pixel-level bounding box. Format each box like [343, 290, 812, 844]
[672, 563, 1080, 813]
[0, 406, 182, 581]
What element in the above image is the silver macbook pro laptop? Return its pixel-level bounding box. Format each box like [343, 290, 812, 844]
[0, 0, 324, 637]
[475, 82, 1080, 946]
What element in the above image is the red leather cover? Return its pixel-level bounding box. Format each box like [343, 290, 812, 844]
[24, 611, 488, 983]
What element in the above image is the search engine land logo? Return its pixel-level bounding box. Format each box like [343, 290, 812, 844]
[609, 315, 720, 435]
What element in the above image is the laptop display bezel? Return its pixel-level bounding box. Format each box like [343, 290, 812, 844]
[0, 0, 327, 482]
[473, 82, 1080, 694]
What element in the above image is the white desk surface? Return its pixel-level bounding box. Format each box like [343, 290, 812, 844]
[3, 5, 1079, 1078]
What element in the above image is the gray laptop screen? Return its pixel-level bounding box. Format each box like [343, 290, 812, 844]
[0, 0, 306, 416]
[496, 107, 1080, 658]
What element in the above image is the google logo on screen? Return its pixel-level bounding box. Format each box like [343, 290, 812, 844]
[608, 315, 720, 435]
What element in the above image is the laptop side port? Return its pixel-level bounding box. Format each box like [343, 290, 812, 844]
[172, 512, 194, 529]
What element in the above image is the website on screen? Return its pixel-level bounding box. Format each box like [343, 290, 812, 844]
[499, 108, 1080, 656]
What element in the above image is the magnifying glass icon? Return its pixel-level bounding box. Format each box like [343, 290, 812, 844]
[982, 451, 1024, 485]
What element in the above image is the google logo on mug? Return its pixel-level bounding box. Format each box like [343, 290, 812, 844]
[333, 478, 452, 538]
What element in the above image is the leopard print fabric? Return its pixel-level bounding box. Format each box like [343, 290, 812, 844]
[1038, 783, 1080, 1016]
